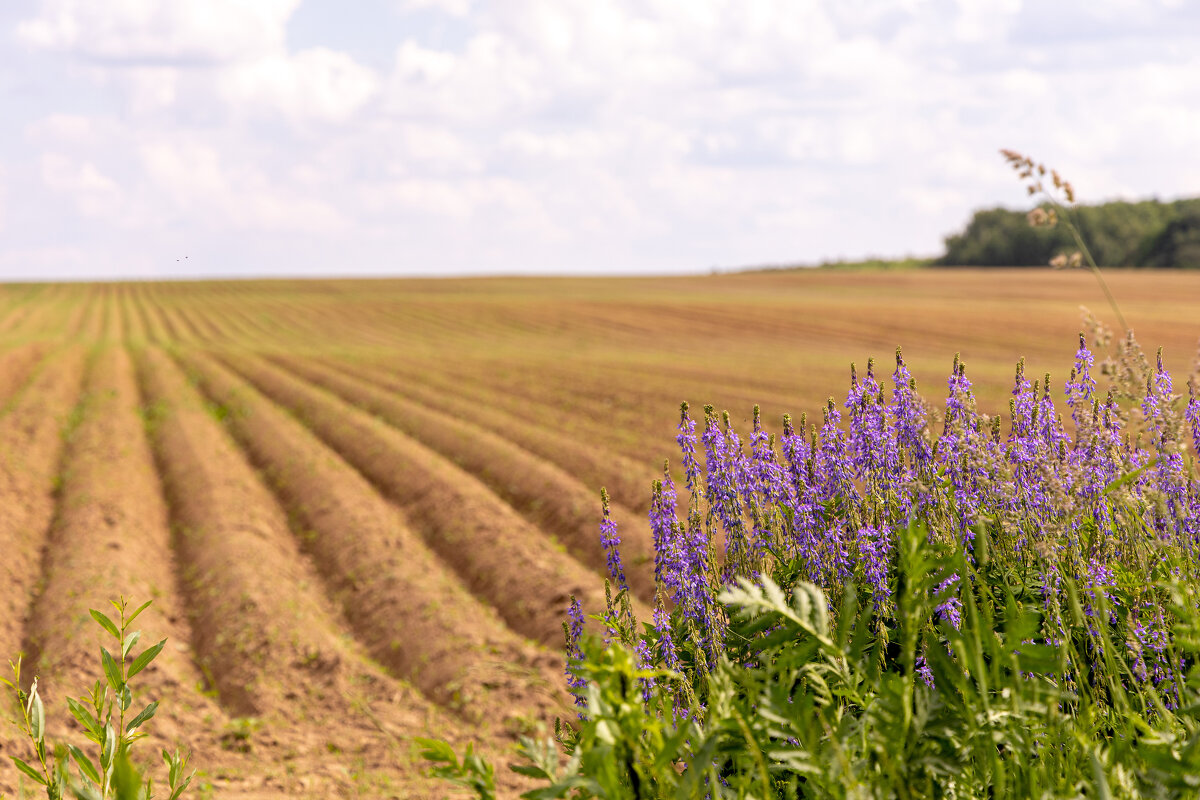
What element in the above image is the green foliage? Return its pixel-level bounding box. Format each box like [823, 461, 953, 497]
[425, 521, 1200, 798]
[2, 599, 193, 800]
[938, 198, 1200, 267]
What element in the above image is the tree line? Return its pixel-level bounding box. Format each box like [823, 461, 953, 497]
[938, 197, 1200, 267]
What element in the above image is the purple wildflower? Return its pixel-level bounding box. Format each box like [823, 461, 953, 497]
[649, 466, 680, 587]
[934, 573, 963, 630]
[857, 525, 891, 610]
[599, 488, 627, 591]
[1066, 333, 1097, 432]
[653, 602, 680, 671]
[677, 402, 701, 492]
[564, 596, 586, 706]
[892, 348, 931, 477]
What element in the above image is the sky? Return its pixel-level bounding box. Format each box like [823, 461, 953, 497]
[1, 1, 1198, 280]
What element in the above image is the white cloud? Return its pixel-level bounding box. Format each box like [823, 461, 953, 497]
[6, 0, 1200, 278]
[40, 153, 124, 220]
[218, 47, 380, 123]
[17, 0, 300, 63]
[138, 140, 347, 233]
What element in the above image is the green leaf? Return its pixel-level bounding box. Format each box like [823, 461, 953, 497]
[169, 775, 193, 800]
[126, 701, 159, 733]
[101, 647, 123, 691]
[90, 609, 121, 640]
[127, 600, 153, 626]
[69, 745, 102, 785]
[121, 630, 142, 660]
[29, 687, 45, 744]
[11, 757, 47, 786]
[67, 697, 101, 738]
[415, 737, 458, 765]
[101, 723, 117, 770]
[127, 640, 166, 680]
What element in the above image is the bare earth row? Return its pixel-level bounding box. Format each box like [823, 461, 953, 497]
[0, 339, 617, 798]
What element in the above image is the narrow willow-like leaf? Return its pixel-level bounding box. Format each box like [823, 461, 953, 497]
[126, 700, 159, 733]
[69, 744, 102, 785]
[121, 630, 142, 660]
[11, 756, 47, 785]
[100, 647, 122, 692]
[127, 639, 166, 680]
[90, 609, 121, 640]
[127, 599, 154, 626]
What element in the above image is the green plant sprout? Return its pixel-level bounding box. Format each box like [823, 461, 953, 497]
[2, 598, 193, 800]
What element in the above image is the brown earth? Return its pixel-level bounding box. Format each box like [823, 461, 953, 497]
[216, 351, 627, 646]
[15, 347, 229, 782]
[133, 346, 465, 797]
[179, 350, 566, 729]
[267, 353, 658, 601]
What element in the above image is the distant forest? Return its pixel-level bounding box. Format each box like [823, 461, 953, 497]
[938, 198, 1200, 268]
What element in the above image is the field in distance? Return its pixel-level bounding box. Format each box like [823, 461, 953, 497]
[0, 268, 1196, 797]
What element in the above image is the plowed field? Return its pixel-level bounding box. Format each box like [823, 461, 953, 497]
[0, 269, 1197, 798]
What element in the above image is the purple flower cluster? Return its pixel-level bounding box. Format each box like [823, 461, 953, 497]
[597, 335, 1200, 696]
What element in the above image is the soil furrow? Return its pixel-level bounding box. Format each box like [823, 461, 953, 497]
[273, 354, 657, 600]
[19, 347, 226, 763]
[181, 351, 566, 729]
[0, 343, 50, 412]
[134, 346, 455, 796]
[134, 288, 171, 344]
[219, 351, 625, 647]
[0, 348, 87, 683]
[117, 285, 147, 343]
[323, 354, 657, 515]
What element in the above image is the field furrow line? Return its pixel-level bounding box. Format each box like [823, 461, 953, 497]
[135, 346, 361, 713]
[221, 306, 289, 348]
[180, 351, 567, 729]
[273, 354, 657, 601]
[0, 343, 50, 411]
[152, 299, 192, 343]
[0, 347, 87, 683]
[129, 285, 167, 344]
[100, 285, 121, 341]
[323, 355, 657, 514]
[219, 351, 628, 647]
[117, 284, 147, 342]
[140, 288, 177, 345]
[337, 355, 666, 485]
[178, 304, 224, 344]
[19, 347, 225, 757]
[78, 289, 107, 343]
[0, 285, 46, 335]
[7, 289, 72, 341]
[133, 347, 456, 797]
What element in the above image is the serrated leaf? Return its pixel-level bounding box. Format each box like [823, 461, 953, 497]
[69, 745, 102, 785]
[90, 609, 121, 640]
[11, 757, 47, 785]
[126, 701, 158, 733]
[127, 639, 166, 680]
[101, 647, 122, 691]
[122, 630, 142, 660]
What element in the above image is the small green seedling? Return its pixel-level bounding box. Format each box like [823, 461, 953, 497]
[2, 598, 194, 800]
